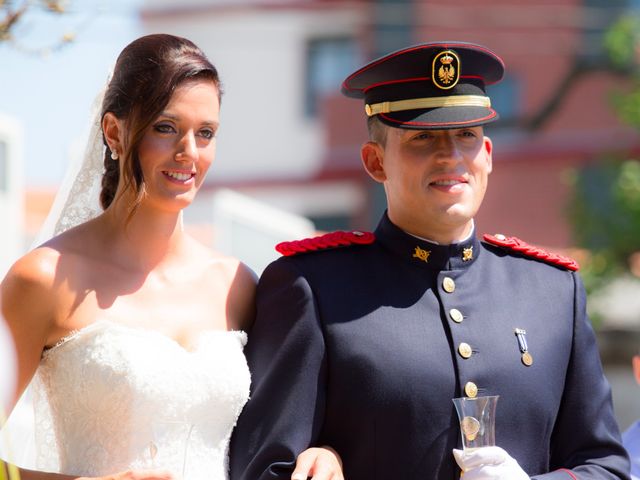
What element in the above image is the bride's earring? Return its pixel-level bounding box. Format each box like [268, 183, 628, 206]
[111, 150, 119, 160]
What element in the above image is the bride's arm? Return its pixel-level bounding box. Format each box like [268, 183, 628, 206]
[1, 248, 60, 416]
[0, 251, 77, 480]
[224, 260, 257, 332]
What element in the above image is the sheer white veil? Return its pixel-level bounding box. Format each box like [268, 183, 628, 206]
[0, 77, 110, 469]
[31, 82, 108, 247]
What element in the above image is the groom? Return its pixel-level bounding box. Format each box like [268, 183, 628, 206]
[230, 41, 630, 479]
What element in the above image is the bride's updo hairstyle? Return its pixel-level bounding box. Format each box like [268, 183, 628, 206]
[100, 33, 221, 211]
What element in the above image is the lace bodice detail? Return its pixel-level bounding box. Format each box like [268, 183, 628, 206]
[32, 321, 250, 480]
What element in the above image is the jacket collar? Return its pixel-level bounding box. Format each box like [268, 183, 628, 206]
[374, 212, 481, 270]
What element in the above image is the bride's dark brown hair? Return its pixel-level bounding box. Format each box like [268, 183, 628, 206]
[100, 33, 222, 211]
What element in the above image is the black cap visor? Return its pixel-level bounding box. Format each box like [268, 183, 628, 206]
[377, 105, 499, 130]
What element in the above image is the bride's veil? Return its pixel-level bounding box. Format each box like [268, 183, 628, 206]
[32, 83, 107, 247]
[0, 79, 109, 469]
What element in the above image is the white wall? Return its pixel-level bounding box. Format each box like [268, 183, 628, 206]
[0, 114, 24, 278]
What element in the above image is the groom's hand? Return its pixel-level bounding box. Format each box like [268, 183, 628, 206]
[453, 446, 530, 480]
[291, 446, 344, 480]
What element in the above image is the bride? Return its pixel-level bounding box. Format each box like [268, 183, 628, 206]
[0, 34, 342, 480]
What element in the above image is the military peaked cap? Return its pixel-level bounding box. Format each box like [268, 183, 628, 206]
[341, 41, 505, 129]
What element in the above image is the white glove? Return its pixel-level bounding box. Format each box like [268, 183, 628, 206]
[453, 446, 530, 480]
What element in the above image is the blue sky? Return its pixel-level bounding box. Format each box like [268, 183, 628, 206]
[0, 2, 141, 186]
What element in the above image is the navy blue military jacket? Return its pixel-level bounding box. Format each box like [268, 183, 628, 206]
[230, 213, 630, 480]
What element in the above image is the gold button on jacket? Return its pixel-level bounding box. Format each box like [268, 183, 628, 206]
[458, 342, 473, 359]
[443, 277, 456, 293]
[464, 382, 478, 398]
[449, 308, 464, 323]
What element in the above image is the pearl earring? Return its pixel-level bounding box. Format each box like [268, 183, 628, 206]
[111, 151, 119, 160]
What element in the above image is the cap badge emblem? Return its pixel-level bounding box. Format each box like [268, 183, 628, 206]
[413, 246, 431, 263]
[433, 50, 460, 90]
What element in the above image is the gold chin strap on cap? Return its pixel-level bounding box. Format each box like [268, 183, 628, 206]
[365, 94, 491, 116]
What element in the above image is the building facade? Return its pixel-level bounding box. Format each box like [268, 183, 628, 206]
[140, 0, 640, 248]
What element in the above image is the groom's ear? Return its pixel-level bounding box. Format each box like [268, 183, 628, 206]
[102, 112, 124, 155]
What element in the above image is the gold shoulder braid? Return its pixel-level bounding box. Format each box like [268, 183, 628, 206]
[0, 407, 21, 480]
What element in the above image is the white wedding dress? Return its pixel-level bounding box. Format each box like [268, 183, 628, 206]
[30, 321, 250, 480]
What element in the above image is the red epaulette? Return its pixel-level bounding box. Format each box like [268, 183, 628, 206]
[276, 230, 375, 257]
[483, 233, 579, 271]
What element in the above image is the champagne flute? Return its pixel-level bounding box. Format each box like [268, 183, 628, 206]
[452, 395, 499, 451]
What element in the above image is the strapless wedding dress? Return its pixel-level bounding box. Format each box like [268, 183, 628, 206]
[31, 321, 250, 480]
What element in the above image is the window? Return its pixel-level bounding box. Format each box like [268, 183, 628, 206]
[305, 37, 359, 117]
[487, 74, 521, 125]
[581, 0, 630, 62]
[370, 0, 413, 59]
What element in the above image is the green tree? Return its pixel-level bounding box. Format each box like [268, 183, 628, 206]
[567, 14, 640, 294]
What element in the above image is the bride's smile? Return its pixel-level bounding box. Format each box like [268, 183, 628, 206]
[163, 170, 196, 183]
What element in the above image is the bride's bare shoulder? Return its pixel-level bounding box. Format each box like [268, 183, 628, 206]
[218, 256, 257, 332]
[1, 245, 64, 344]
[197, 244, 257, 286]
[1, 226, 103, 375]
[4, 221, 100, 291]
[185, 238, 257, 331]
[3, 244, 62, 290]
